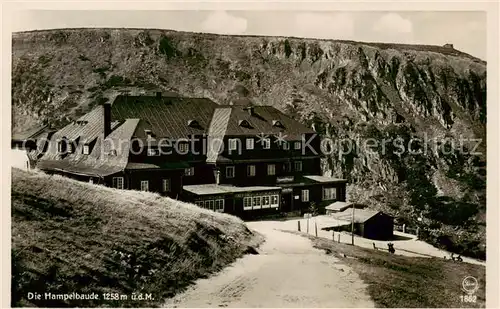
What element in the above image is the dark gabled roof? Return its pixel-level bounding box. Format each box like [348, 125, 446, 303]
[332, 209, 392, 223]
[111, 95, 219, 139]
[125, 161, 190, 170]
[37, 117, 140, 177]
[222, 105, 315, 140]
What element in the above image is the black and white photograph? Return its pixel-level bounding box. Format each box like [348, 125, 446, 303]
[4, 1, 498, 308]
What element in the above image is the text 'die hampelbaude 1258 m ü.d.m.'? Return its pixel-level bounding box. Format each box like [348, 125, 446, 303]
[27, 292, 154, 302]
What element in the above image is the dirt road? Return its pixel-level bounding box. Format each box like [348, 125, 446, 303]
[165, 221, 374, 308]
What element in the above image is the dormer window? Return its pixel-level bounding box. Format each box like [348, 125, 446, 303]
[83, 144, 90, 155]
[108, 149, 117, 156]
[57, 137, 68, 153]
[272, 120, 284, 128]
[238, 120, 252, 128]
[187, 119, 201, 128]
[57, 141, 65, 153]
[283, 142, 290, 150]
[294, 141, 302, 150]
[76, 120, 88, 126]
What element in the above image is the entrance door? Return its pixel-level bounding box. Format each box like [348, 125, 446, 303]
[281, 190, 293, 212]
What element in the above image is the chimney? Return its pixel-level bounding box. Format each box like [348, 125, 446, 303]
[103, 102, 111, 137]
[156, 91, 162, 99]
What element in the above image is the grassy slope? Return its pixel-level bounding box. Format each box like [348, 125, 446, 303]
[11, 168, 261, 307]
[297, 232, 486, 308]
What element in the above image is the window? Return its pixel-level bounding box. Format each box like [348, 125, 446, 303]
[294, 141, 302, 150]
[243, 197, 252, 210]
[262, 138, 271, 149]
[215, 199, 225, 212]
[226, 166, 235, 178]
[262, 196, 270, 208]
[198, 199, 224, 211]
[284, 162, 292, 172]
[323, 187, 337, 200]
[162, 179, 171, 192]
[252, 196, 262, 209]
[271, 195, 279, 207]
[83, 145, 90, 155]
[267, 164, 276, 176]
[247, 165, 256, 177]
[140, 180, 149, 192]
[178, 142, 189, 153]
[228, 138, 239, 151]
[294, 161, 303, 172]
[67, 143, 74, 154]
[185, 167, 195, 176]
[283, 142, 289, 150]
[246, 138, 254, 150]
[301, 189, 309, 202]
[57, 141, 66, 153]
[112, 177, 124, 189]
[243, 194, 279, 211]
[147, 148, 160, 156]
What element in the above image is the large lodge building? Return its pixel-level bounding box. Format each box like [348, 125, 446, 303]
[33, 92, 347, 218]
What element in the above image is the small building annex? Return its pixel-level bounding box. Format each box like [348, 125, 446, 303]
[331, 208, 394, 240]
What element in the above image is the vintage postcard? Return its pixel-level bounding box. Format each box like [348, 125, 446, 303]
[2, 1, 498, 308]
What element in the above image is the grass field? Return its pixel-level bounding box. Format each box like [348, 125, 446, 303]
[294, 232, 486, 308]
[11, 168, 261, 307]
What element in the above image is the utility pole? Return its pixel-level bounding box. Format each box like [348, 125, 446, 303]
[351, 205, 355, 245]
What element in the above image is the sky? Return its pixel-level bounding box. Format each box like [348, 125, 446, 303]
[10, 10, 486, 60]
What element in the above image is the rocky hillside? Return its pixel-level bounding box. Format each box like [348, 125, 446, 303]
[12, 28, 487, 258]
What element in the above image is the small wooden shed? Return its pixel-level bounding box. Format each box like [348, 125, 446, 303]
[332, 208, 394, 240]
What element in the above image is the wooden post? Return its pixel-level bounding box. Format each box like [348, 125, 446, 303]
[298, 220, 301, 232]
[338, 234, 340, 243]
[351, 205, 355, 245]
[332, 230, 335, 241]
[403, 224, 406, 233]
[315, 221, 318, 237]
[307, 218, 309, 234]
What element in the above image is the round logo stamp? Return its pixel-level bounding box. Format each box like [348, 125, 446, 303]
[462, 276, 479, 295]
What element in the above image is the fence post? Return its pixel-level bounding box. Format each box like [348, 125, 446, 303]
[298, 220, 301, 232]
[337, 234, 340, 243]
[332, 230, 335, 241]
[403, 224, 406, 233]
[315, 221, 318, 237]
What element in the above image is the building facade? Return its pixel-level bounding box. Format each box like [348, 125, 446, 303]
[36, 93, 347, 218]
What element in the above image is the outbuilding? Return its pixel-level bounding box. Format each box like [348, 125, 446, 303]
[332, 208, 394, 240]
